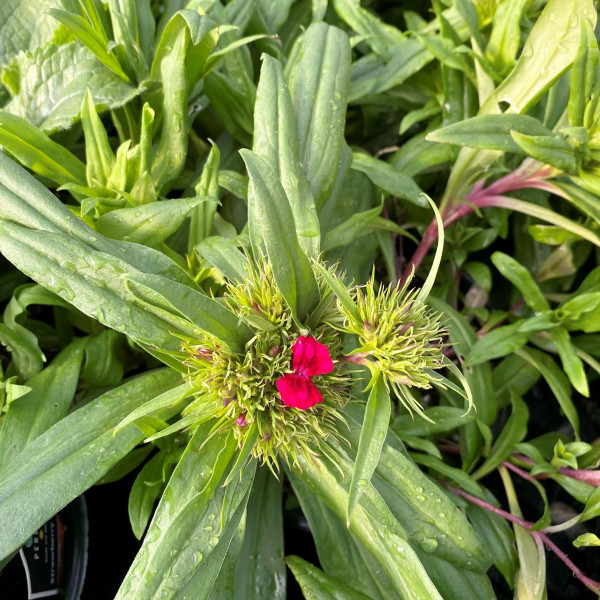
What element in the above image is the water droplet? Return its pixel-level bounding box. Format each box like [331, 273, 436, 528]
[207, 513, 216, 521]
[415, 486, 423, 493]
[421, 537, 438, 552]
[438, 512, 446, 518]
[193, 551, 203, 565]
[208, 536, 219, 547]
[203, 525, 213, 532]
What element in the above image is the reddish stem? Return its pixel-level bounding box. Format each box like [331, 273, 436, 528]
[400, 165, 556, 286]
[443, 482, 600, 594]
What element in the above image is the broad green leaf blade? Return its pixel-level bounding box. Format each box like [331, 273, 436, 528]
[234, 467, 286, 600]
[289, 471, 396, 599]
[415, 551, 496, 600]
[347, 376, 390, 524]
[0, 221, 183, 353]
[392, 406, 474, 437]
[196, 236, 250, 282]
[115, 425, 256, 600]
[286, 556, 371, 600]
[0, 338, 85, 466]
[128, 449, 178, 540]
[0, 152, 195, 285]
[491, 252, 549, 312]
[289, 446, 445, 600]
[115, 382, 194, 432]
[466, 503, 518, 589]
[254, 54, 320, 257]
[472, 392, 529, 480]
[426, 114, 553, 153]
[0, 368, 180, 560]
[465, 321, 531, 366]
[510, 131, 577, 172]
[241, 150, 320, 321]
[0, 111, 86, 186]
[288, 22, 351, 212]
[485, 0, 529, 74]
[515, 347, 580, 438]
[4, 41, 139, 132]
[350, 152, 427, 207]
[97, 197, 214, 246]
[124, 271, 253, 352]
[345, 410, 491, 573]
[569, 19, 598, 127]
[481, 0, 597, 114]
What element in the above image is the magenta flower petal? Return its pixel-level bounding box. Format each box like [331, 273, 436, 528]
[276, 373, 324, 410]
[291, 336, 334, 377]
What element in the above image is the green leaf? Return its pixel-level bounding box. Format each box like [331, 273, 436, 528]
[480, 0, 597, 114]
[80, 88, 115, 187]
[116, 425, 256, 599]
[289, 472, 396, 599]
[3, 41, 140, 133]
[288, 22, 351, 212]
[254, 54, 320, 257]
[569, 19, 598, 127]
[549, 327, 589, 396]
[345, 415, 491, 573]
[195, 236, 250, 282]
[350, 152, 427, 207]
[500, 468, 547, 600]
[123, 271, 253, 352]
[0, 152, 194, 286]
[573, 533, 600, 547]
[580, 487, 600, 521]
[0, 0, 60, 73]
[313, 262, 361, 323]
[129, 449, 168, 539]
[466, 503, 518, 589]
[472, 392, 529, 480]
[485, 0, 529, 74]
[97, 197, 214, 247]
[241, 150, 320, 322]
[234, 467, 286, 600]
[465, 322, 533, 366]
[286, 556, 371, 600]
[426, 114, 553, 153]
[392, 406, 474, 437]
[491, 252, 549, 312]
[189, 143, 221, 252]
[510, 131, 577, 172]
[552, 181, 600, 225]
[347, 376, 390, 524]
[0, 110, 86, 187]
[0, 222, 185, 354]
[0, 338, 85, 466]
[516, 347, 580, 438]
[0, 368, 180, 560]
[288, 448, 445, 600]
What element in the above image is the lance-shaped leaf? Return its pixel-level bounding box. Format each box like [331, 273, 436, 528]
[347, 376, 390, 524]
[0, 368, 180, 560]
[569, 19, 598, 127]
[288, 22, 351, 212]
[0, 152, 195, 285]
[97, 197, 216, 247]
[0, 111, 86, 187]
[288, 446, 444, 600]
[195, 236, 250, 283]
[241, 150, 319, 322]
[0, 221, 183, 353]
[124, 271, 252, 353]
[115, 425, 256, 599]
[0, 338, 85, 466]
[254, 54, 320, 258]
[426, 114, 553, 153]
[234, 467, 286, 600]
[510, 131, 577, 173]
[286, 556, 371, 600]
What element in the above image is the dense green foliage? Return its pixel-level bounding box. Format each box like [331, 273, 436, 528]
[0, 1, 599, 598]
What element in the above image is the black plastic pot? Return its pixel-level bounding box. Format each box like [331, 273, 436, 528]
[1, 496, 88, 599]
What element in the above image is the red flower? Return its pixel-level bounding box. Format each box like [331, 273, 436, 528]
[276, 336, 334, 410]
